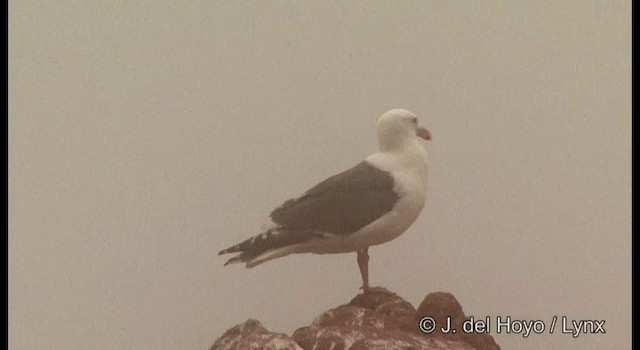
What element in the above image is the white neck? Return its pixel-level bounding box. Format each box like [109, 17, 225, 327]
[367, 139, 428, 179]
[377, 131, 416, 152]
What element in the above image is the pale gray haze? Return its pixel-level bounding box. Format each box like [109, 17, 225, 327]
[9, 2, 630, 349]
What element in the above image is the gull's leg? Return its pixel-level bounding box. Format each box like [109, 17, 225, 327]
[357, 247, 370, 292]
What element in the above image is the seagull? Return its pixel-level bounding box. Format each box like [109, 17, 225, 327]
[219, 109, 431, 291]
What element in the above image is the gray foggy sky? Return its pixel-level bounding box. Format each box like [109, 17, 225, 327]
[9, 1, 630, 349]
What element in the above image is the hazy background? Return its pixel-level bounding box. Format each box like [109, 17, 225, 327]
[9, 1, 630, 349]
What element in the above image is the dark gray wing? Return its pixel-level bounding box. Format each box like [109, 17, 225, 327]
[270, 161, 398, 235]
[219, 161, 398, 264]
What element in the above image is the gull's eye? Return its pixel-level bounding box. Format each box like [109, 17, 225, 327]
[411, 117, 417, 124]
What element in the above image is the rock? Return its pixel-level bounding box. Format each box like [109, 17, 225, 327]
[416, 292, 501, 350]
[348, 288, 416, 332]
[292, 288, 476, 350]
[210, 289, 500, 350]
[209, 319, 302, 350]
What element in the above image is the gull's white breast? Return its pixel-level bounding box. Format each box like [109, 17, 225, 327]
[303, 141, 428, 254]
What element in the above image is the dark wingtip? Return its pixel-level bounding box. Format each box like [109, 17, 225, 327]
[220, 242, 246, 265]
[223, 255, 244, 266]
[219, 245, 239, 255]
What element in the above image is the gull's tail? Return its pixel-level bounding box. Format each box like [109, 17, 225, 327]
[219, 228, 325, 267]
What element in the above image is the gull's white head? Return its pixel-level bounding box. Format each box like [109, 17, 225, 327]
[376, 109, 431, 151]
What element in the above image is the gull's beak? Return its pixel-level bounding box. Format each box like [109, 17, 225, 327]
[417, 127, 431, 141]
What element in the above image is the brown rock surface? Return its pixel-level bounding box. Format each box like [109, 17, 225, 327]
[211, 289, 500, 350]
[416, 292, 501, 350]
[210, 319, 302, 350]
